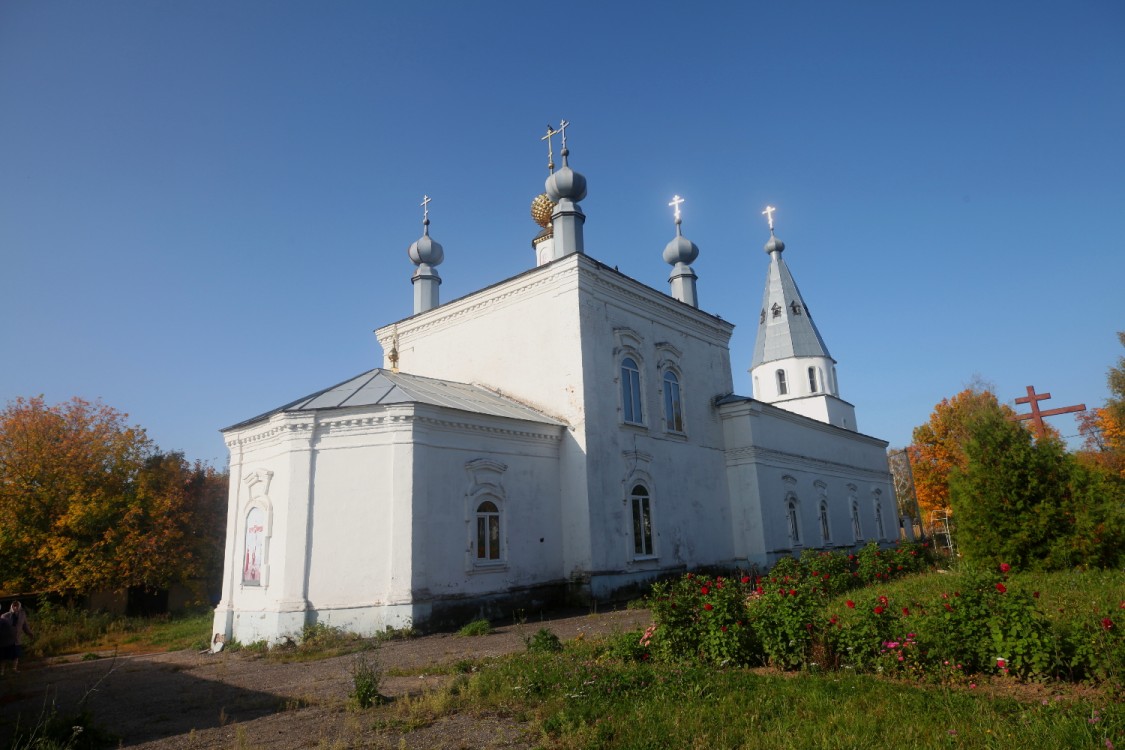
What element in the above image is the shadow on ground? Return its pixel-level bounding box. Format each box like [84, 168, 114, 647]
[0, 652, 291, 747]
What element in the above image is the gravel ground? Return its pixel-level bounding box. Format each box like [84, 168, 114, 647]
[0, 608, 651, 749]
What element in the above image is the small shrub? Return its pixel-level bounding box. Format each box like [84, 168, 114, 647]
[603, 629, 649, 662]
[301, 622, 349, 650]
[525, 628, 563, 653]
[458, 618, 492, 637]
[375, 625, 417, 641]
[350, 653, 385, 709]
[453, 658, 478, 673]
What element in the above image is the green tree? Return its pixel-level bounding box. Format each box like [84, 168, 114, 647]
[950, 400, 1125, 569]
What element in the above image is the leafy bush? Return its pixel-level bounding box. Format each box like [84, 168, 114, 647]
[642, 551, 1123, 690]
[525, 628, 563, 653]
[648, 573, 760, 666]
[458, 618, 492, 637]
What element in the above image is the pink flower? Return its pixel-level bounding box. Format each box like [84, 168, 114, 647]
[1102, 617, 1114, 630]
[700, 586, 710, 595]
[846, 600, 855, 609]
[995, 583, 1007, 594]
[999, 562, 1011, 573]
[740, 576, 751, 584]
[703, 603, 713, 611]
[874, 606, 885, 615]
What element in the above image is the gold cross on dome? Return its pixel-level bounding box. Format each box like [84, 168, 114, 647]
[540, 124, 560, 173]
[668, 195, 685, 222]
[762, 205, 777, 231]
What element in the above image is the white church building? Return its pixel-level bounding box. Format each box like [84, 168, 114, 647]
[212, 130, 899, 643]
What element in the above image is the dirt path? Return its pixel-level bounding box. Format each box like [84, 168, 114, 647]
[0, 608, 651, 749]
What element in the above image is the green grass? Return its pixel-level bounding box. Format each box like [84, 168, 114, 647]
[29, 606, 214, 657]
[393, 637, 1124, 749]
[457, 618, 492, 637]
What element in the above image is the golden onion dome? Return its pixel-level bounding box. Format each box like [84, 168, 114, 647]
[531, 193, 556, 228]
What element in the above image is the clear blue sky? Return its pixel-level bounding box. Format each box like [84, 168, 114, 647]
[2, 2, 1122, 466]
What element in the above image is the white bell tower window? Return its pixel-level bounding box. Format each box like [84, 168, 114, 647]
[621, 356, 644, 424]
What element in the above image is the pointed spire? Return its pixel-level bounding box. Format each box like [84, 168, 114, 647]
[408, 195, 444, 314]
[751, 204, 826, 367]
[748, 205, 855, 428]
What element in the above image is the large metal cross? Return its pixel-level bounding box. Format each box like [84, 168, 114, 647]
[420, 194, 431, 223]
[1013, 385, 1086, 439]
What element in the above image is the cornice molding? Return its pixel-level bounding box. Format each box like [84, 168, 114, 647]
[225, 407, 563, 450]
[725, 444, 892, 482]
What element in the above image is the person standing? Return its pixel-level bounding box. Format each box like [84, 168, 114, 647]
[0, 601, 34, 674]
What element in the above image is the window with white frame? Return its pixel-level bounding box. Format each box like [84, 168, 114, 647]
[630, 484, 654, 557]
[819, 500, 831, 544]
[475, 499, 502, 562]
[662, 370, 684, 433]
[786, 496, 801, 546]
[808, 366, 819, 393]
[851, 499, 863, 541]
[621, 356, 643, 424]
[777, 369, 788, 396]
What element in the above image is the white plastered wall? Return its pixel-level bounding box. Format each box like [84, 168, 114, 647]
[720, 399, 898, 568]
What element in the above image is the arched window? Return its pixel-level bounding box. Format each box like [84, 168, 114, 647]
[631, 484, 654, 557]
[819, 501, 831, 544]
[621, 357, 643, 424]
[776, 369, 788, 396]
[243, 507, 265, 585]
[663, 370, 684, 433]
[808, 366, 819, 393]
[476, 500, 501, 561]
[851, 500, 863, 541]
[786, 497, 801, 546]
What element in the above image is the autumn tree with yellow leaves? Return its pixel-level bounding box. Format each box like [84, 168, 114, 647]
[907, 388, 1017, 521]
[1077, 332, 1125, 478]
[0, 396, 227, 597]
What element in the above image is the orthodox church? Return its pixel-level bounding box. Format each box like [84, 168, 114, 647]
[212, 127, 900, 643]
